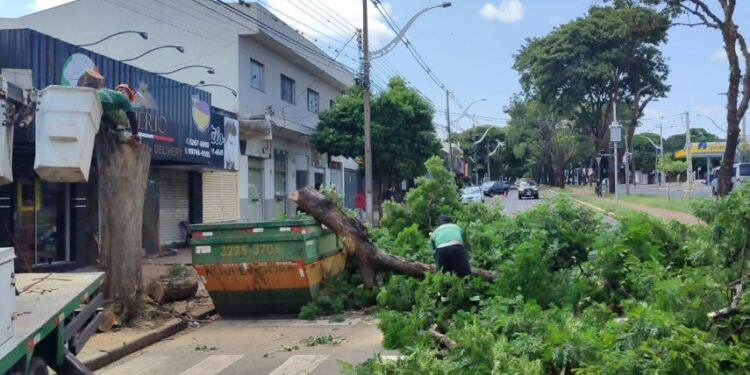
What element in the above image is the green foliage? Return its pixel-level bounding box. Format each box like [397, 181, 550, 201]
[166, 263, 188, 278]
[298, 257, 377, 320]
[381, 156, 462, 234]
[350, 172, 750, 374]
[313, 77, 440, 189]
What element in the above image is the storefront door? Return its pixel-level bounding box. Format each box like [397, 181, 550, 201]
[13, 178, 68, 265]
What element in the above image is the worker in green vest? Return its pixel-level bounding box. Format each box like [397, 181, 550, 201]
[430, 214, 471, 277]
[77, 69, 139, 144]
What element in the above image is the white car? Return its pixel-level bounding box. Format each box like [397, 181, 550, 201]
[461, 186, 484, 204]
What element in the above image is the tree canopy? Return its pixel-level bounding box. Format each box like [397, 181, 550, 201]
[513, 4, 670, 164]
[312, 77, 440, 191]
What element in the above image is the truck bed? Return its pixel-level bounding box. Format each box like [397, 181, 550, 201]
[0, 272, 104, 372]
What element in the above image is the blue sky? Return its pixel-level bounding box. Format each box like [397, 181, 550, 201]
[3, 0, 748, 137]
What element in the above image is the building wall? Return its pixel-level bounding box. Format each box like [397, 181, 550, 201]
[0, 0, 244, 112]
[238, 35, 346, 134]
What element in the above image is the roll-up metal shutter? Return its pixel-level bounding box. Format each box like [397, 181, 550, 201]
[202, 171, 238, 223]
[158, 169, 189, 244]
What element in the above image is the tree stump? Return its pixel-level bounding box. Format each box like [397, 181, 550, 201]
[289, 187, 496, 288]
[96, 131, 151, 323]
[146, 278, 199, 304]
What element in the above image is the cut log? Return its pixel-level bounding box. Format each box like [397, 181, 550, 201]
[289, 187, 496, 288]
[146, 278, 199, 304]
[97, 309, 117, 332]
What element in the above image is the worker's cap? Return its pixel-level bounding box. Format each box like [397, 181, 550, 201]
[437, 214, 452, 224]
[115, 84, 136, 103]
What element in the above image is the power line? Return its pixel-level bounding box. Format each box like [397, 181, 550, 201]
[254, 0, 355, 47]
[311, 0, 358, 30]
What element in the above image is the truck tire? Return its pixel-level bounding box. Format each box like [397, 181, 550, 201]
[28, 357, 49, 375]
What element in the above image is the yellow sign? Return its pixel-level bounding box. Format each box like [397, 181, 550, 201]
[673, 142, 749, 158]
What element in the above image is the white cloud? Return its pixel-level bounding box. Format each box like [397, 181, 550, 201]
[711, 48, 727, 61]
[26, 0, 74, 12]
[479, 0, 524, 23]
[266, 0, 395, 49]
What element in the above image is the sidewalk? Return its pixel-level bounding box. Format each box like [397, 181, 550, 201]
[79, 252, 217, 371]
[567, 187, 702, 225]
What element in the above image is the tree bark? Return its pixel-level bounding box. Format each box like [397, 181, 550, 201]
[289, 187, 496, 288]
[146, 278, 199, 304]
[96, 131, 151, 323]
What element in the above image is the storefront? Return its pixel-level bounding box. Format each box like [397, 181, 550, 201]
[0, 29, 237, 269]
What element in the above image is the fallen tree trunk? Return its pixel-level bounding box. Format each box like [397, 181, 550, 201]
[429, 324, 457, 350]
[146, 278, 199, 304]
[290, 187, 496, 288]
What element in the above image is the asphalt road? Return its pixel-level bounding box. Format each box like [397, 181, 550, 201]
[98, 315, 397, 375]
[483, 188, 547, 215]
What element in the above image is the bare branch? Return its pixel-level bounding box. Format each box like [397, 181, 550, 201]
[680, 1, 724, 28]
[671, 21, 718, 28]
[639, 95, 656, 116]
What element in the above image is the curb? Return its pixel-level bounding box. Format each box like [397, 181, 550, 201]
[544, 188, 618, 220]
[82, 305, 216, 371]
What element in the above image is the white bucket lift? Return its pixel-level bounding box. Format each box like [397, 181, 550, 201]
[34, 85, 102, 183]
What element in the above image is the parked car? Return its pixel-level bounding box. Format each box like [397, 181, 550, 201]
[484, 181, 509, 196]
[461, 186, 484, 204]
[711, 163, 750, 195]
[518, 180, 539, 199]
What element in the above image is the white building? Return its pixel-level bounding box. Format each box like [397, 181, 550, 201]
[1, 0, 359, 224]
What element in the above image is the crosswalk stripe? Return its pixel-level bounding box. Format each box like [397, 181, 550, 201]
[176, 354, 244, 375]
[99, 355, 171, 375]
[268, 354, 329, 375]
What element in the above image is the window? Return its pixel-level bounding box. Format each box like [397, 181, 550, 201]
[250, 59, 264, 91]
[307, 89, 319, 113]
[281, 74, 295, 104]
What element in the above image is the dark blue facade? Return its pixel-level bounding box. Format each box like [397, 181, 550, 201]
[0, 28, 226, 168]
[0, 29, 232, 269]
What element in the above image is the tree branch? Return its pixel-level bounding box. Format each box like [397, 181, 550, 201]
[737, 32, 750, 121]
[708, 281, 743, 321]
[671, 21, 718, 28]
[680, 1, 723, 28]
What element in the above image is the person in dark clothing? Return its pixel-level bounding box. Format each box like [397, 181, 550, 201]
[429, 214, 471, 277]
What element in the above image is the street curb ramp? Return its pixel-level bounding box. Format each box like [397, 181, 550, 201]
[82, 306, 215, 371]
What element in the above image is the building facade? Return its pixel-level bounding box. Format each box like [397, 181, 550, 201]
[1, 0, 360, 224]
[0, 29, 235, 270]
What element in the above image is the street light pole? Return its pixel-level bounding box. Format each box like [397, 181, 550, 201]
[362, 0, 374, 223]
[361, 1, 451, 223]
[685, 111, 693, 192]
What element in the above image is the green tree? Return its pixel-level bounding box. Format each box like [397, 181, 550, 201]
[453, 125, 523, 183]
[633, 0, 750, 196]
[513, 4, 670, 191]
[313, 77, 440, 201]
[663, 128, 720, 154]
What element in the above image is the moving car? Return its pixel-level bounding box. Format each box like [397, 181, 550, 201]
[484, 181, 509, 197]
[461, 186, 484, 204]
[480, 181, 494, 195]
[518, 180, 539, 199]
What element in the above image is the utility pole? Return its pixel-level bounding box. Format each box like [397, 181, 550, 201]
[446, 90, 452, 176]
[685, 111, 693, 192]
[624, 124, 630, 195]
[659, 122, 664, 186]
[472, 115, 478, 185]
[361, 0, 373, 223]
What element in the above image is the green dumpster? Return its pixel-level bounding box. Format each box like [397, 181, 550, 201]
[189, 219, 345, 315]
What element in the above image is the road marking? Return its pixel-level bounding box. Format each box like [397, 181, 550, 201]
[269, 354, 328, 375]
[177, 355, 243, 375]
[100, 355, 171, 375]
